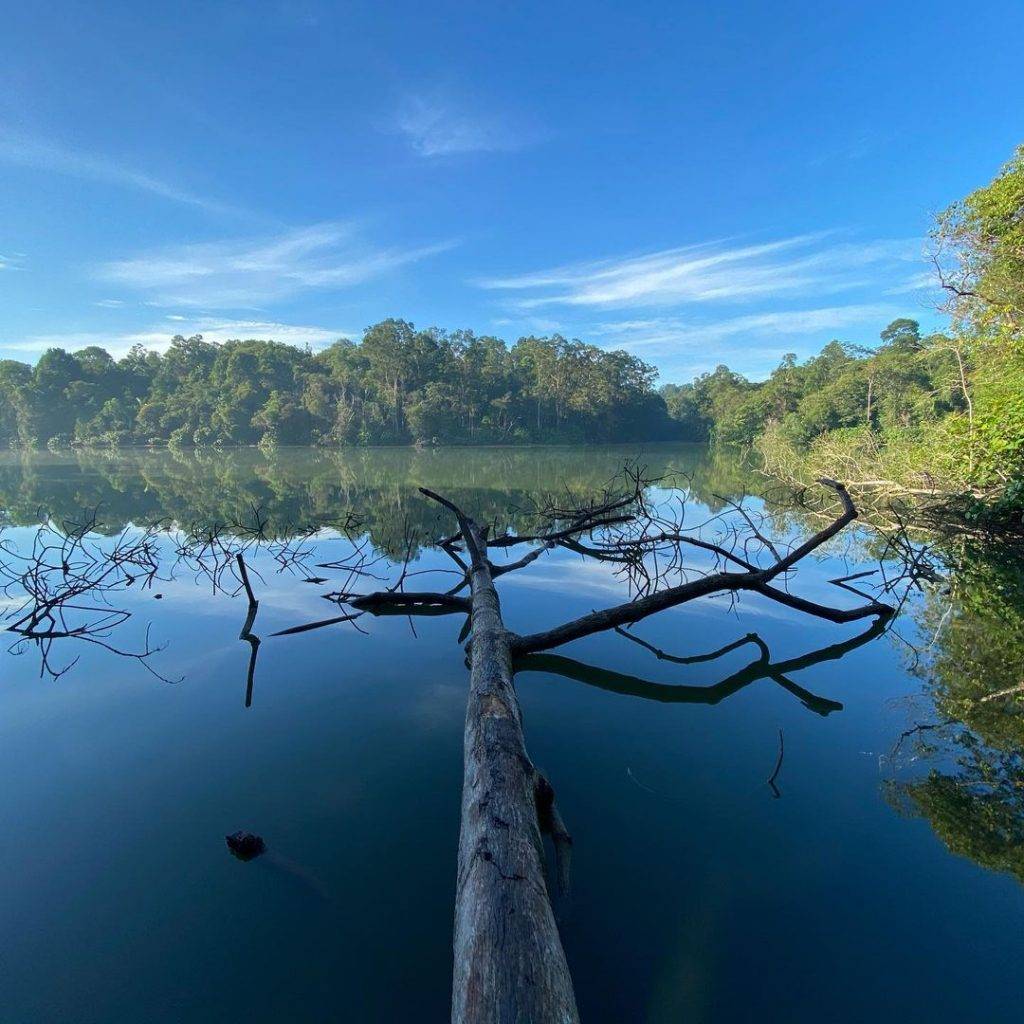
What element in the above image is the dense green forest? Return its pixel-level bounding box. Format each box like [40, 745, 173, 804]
[661, 316, 963, 448]
[664, 144, 1024, 522]
[0, 325, 673, 448]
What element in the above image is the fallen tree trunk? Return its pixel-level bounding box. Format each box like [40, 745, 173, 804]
[423, 492, 580, 1024]
[281, 473, 898, 1022]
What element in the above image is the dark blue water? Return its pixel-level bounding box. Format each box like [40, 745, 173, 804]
[0, 447, 1020, 1022]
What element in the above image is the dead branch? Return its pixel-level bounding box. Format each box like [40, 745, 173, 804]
[506, 480, 890, 656]
[0, 512, 170, 679]
[614, 627, 762, 665]
[515, 616, 885, 717]
[978, 682, 1024, 704]
[236, 553, 261, 708]
[767, 729, 785, 798]
[347, 591, 471, 615]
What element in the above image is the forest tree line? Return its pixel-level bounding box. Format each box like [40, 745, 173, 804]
[1, 142, 1020, 522]
[0, 325, 675, 448]
[661, 317, 965, 448]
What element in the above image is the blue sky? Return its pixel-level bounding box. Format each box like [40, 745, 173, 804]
[1, 1, 1022, 383]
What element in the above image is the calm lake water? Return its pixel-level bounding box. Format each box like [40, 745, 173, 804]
[0, 445, 1021, 1023]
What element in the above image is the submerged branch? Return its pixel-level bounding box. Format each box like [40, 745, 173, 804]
[767, 729, 785, 798]
[236, 554, 261, 708]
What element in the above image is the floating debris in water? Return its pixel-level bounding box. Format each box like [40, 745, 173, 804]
[226, 830, 266, 861]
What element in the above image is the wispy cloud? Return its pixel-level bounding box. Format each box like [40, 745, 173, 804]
[3, 318, 359, 359]
[172, 318, 360, 348]
[0, 252, 26, 271]
[96, 222, 456, 308]
[93, 298, 125, 308]
[883, 270, 939, 296]
[592, 304, 901, 352]
[395, 95, 532, 157]
[478, 234, 922, 310]
[807, 129, 877, 169]
[0, 126, 241, 216]
[587, 303, 902, 381]
[491, 315, 563, 334]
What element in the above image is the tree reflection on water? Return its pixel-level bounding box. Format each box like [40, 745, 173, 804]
[887, 544, 1024, 884]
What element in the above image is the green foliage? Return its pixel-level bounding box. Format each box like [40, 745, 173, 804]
[0, 323, 678, 449]
[899, 762, 1024, 883]
[657, 143, 1024, 520]
[967, 348, 1024, 487]
[662, 322, 966, 450]
[659, 382, 709, 440]
[891, 551, 1024, 883]
[934, 143, 1024, 339]
[919, 550, 1024, 750]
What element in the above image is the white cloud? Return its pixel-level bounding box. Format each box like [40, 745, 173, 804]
[477, 231, 932, 381]
[883, 270, 939, 296]
[93, 298, 124, 308]
[477, 234, 923, 310]
[95, 222, 456, 308]
[592, 304, 901, 352]
[586, 304, 905, 382]
[395, 96, 531, 157]
[491, 315, 562, 334]
[182, 318, 360, 348]
[3, 318, 359, 359]
[1, 332, 160, 356]
[0, 252, 25, 270]
[0, 126, 241, 216]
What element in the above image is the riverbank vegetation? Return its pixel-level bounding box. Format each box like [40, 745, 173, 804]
[662, 144, 1024, 533]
